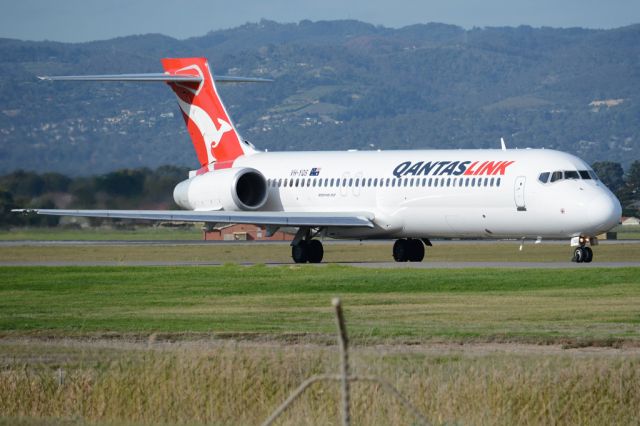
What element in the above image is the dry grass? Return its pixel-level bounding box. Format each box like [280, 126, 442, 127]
[0, 340, 638, 425]
[0, 241, 639, 264]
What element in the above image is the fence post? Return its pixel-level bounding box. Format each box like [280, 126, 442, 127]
[332, 297, 350, 426]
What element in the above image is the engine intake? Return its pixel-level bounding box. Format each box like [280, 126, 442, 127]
[173, 167, 268, 211]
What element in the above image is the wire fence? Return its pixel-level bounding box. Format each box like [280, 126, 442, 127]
[261, 298, 430, 426]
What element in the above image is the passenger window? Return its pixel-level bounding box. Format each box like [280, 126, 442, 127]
[550, 171, 562, 182]
[496, 178, 501, 187]
[565, 170, 579, 180]
[538, 172, 550, 183]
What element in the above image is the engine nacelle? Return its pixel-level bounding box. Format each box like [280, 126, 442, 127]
[173, 167, 268, 211]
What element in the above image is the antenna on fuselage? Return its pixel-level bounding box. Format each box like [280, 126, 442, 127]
[500, 137, 507, 151]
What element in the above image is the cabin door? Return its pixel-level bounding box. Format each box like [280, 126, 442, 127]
[514, 176, 526, 211]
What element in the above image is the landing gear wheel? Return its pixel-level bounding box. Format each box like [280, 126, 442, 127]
[307, 240, 324, 263]
[572, 246, 594, 263]
[572, 247, 585, 263]
[393, 239, 409, 262]
[393, 238, 425, 262]
[291, 240, 323, 263]
[408, 238, 425, 262]
[292, 241, 308, 263]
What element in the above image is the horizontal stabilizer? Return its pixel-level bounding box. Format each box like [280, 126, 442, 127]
[37, 73, 272, 83]
[12, 209, 374, 228]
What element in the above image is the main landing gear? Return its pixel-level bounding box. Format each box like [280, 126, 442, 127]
[571, 236, 594, 263]
[392, 238, 428, 262]
[292, 239, 324, 263]
[291, 227, 324, 263]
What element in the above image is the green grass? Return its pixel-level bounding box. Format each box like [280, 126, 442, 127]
[2, 265, 640, 425]
[2, 265, 639, 343]
[0, 226, 202, 241]
[1, 241, 639, 264]
[612, 224, 640, 239]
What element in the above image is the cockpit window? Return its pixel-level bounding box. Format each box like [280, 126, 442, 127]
[550, 171, 563, 183]
[540, 169, 599, 184]
[538, 172, 550, 183]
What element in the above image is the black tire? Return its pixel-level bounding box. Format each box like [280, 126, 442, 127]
[583, 246, 593, 263]
[572, 247, 584, 263]
[393, 239, 409, 262]
[307, 240, 324, 263]
[408, 238, 425, 262]
[292, 241, 308, 263]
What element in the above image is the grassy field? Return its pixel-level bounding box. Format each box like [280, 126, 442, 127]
[2, 265, 640, 343]
[612, 224, 640, 239]
[1, 340, 638, 426]
[0, 226, 203, 241]
[1, 240, 640, 264]
[2, 264, 640, 425]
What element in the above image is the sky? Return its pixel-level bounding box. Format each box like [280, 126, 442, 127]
[1, 0, 639, 43]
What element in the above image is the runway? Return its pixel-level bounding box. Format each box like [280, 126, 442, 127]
[2, 260, 639, 268]
[1, 239, 638, 268]
[1, 239, 637, 247]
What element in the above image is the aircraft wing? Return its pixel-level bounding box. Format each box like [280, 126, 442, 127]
[12, 209, 375, 228]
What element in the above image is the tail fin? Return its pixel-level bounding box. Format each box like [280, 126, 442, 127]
[161, 58, 253, 167]
[38, 57, 270, 169]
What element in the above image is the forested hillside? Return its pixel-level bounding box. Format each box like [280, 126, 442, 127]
[0, 20, 639, 175]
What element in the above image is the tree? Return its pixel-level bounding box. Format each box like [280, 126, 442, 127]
[592, 161, 625, 194]
[622, 160, 640, 216]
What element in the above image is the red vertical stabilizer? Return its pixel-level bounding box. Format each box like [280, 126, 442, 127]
[161, 58, 249, 167]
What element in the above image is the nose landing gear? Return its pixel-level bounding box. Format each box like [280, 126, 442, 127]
[571, 236, 595, 263]
[572, 246, 593, 263]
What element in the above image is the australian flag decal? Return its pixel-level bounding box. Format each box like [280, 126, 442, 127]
[310, 167, 321, 176]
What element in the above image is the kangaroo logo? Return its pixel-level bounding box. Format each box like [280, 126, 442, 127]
[176, 96, 233, 164]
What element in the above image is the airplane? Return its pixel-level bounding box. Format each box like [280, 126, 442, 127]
[14, 57, 622, 264]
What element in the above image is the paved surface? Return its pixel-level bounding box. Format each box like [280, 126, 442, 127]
[1, 239, 638, 247]
[2, 260, 638, 268]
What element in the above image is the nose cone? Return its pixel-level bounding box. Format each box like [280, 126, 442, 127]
[587, 190, 622, 233]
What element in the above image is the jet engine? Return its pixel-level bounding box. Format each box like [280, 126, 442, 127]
[173, 168, 268, 211]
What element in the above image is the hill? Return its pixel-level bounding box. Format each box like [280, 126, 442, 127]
[0, 20, 639, 175]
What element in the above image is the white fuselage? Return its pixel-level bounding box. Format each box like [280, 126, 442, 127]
[179, 148, 621, 240]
